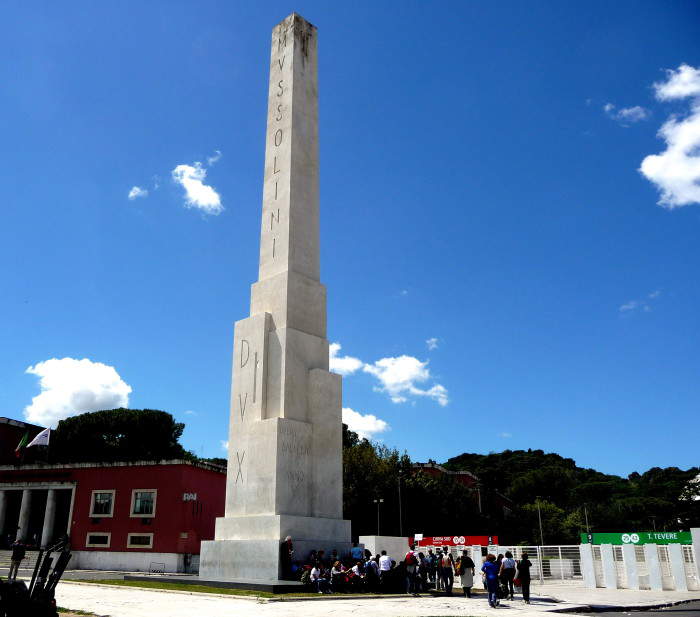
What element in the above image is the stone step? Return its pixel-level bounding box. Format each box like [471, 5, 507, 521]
[0, 550, 41, 569]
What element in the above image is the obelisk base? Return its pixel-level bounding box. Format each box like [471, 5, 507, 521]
[199, 514, 351, 581]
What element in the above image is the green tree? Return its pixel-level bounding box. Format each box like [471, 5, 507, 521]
[50, 408, 190, 463]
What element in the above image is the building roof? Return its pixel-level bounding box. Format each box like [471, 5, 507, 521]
[412, 461, 479, 481]
[0, 458, 226, 473]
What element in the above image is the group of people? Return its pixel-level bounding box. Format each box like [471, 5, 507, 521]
[480, 550, 533, 608]
[289, 540, 532, 605]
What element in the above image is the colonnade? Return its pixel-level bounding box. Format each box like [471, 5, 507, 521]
[0, 486, 71, 547]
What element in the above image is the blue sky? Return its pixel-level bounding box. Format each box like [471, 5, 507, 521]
[2, 1, 699, 476]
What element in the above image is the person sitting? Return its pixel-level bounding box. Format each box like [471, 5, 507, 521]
[330, 560, 346, 592]
[310, 561, 331, 594]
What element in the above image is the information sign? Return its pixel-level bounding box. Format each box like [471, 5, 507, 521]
[581, 531, 692, 545]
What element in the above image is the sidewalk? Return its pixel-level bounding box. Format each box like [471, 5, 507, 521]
[53, 580, 700, 617]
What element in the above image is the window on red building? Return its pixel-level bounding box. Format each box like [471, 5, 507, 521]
[127, 533, 153, 549]
[86, 533, 111, 547]
[90, 490, 115, 517]
[130, 489, 157, 517]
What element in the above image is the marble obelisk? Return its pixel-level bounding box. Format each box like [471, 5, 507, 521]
[199, 13, 351, 581]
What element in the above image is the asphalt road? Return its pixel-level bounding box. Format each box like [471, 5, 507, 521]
[577, 600, 700, 616]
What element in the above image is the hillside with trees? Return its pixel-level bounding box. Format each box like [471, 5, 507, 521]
[344, 428, 699, 544]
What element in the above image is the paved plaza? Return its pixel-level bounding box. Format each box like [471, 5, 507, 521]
[51, 580, 700, 617]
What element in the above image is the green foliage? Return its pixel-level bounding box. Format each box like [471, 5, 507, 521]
[445, 449, 699, 544]
[342, 426, 483, 538]
[343, 437, 699, 544]
[50, 408, 190, 463]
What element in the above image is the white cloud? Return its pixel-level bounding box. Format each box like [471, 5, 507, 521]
[619, 290, 662, 313]
[128, 186, 148, 200]
[640, 64, 700, 208]
[172, 161, 223, 214]
[426, 337, 439, 351]
[183, 410, 197, 416]
[207, 150, 222, 166]
[499, 432, 512, 438]
[363, 355, 449, 406]
[342, 407, 389, 440]
[329, 343, 449, 406]
[619, 300, 640, 312]
[220, 440, 229, 451]
[654, 64, 700, 100]
[24, 358, 132, 427]
[604, 103, 650, 124]
[329, 343, 363, 376]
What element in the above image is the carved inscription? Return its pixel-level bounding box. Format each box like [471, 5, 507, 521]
[238, 392, 247, 421]
[267, 22, 289, 263]
[286, 470, 305, 488]
[234, 451, 245, 484]
[240, 339, 250, 368]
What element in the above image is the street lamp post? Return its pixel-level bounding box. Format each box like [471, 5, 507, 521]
[397, 473, 403, 537]
[536, 496, 545, 546]
[583, 504, 590, 535]
[374, 498, 384, 536]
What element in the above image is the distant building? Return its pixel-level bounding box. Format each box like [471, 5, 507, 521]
[0, 459, 225, 573]
[412, 461, 513, 516]
[412, 461, 479, 488]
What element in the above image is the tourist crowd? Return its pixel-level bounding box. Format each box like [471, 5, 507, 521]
[282, 539, 533, 606]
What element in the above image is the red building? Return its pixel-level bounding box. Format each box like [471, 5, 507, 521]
[0, 459, 225, 573]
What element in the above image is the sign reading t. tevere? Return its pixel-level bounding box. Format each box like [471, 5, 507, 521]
[581, 531, 692, 545]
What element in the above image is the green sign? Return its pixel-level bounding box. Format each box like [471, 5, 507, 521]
[581, 531, 692, 545]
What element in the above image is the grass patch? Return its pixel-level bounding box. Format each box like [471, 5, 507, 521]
[58, 609, 98, 616]
[70, 579, 326, 598]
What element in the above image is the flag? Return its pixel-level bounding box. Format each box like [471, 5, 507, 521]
[14, 431, 29, 458]
[27, 428, 50, 448]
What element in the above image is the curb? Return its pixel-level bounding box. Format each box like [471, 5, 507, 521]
[549, 597, 700, 613]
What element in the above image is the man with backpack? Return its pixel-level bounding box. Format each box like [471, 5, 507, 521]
[404, 543, 420, 596]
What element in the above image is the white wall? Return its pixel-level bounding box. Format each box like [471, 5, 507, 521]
[70, 551, 183, 573]
[359, 535, 409, 561]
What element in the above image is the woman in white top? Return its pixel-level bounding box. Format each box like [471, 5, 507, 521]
[499, 550, 517, 600]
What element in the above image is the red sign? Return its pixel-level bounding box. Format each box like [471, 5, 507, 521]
[413, 535, 498, 547]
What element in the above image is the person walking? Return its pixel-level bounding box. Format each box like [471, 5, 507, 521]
[404, 544, 420, 596]
[481, 553, 500, 608]
[457, 549, 475, 598]
[439, 548, 455, 594]
[500, 550, 516, 600]
[427, 548, 437, 586]
[515, 552, 533, 604]
[435, 549, 444, 590]
[8, 540, 25, 581]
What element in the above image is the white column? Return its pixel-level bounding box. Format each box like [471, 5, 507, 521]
[644, 543, 663, 591]
[692, 528, 700, 564]
[667, 543, 688, 592]
[600, 544, 617, 589]
[579, 543, 597, 588]
[16, 489, 31, 541]
[41, 489, 57, 548]
[471, 545, 482, 568]
[0, 491, 7, 537]
[621, 544, 639, 590]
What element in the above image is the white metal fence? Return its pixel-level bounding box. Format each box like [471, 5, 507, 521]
[428, 545, 583, 584]
[419, 542, 698, 590]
